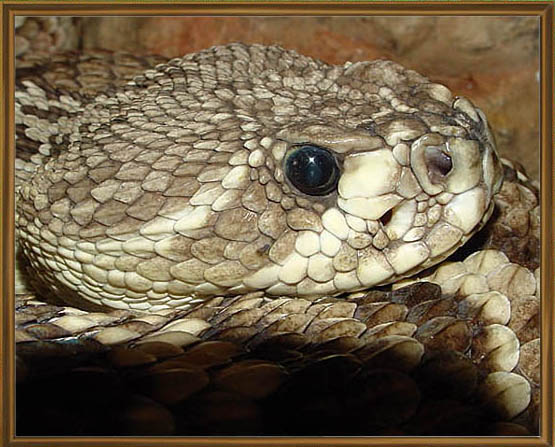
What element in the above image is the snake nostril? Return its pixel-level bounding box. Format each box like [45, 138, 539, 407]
[379, 209, 393, 227]
[425, 146, 453, 178]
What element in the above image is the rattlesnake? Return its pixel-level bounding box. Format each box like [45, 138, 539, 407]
[14, 43, 540, 436]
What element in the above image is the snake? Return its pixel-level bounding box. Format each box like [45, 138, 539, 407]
[14, 43, 541, 436]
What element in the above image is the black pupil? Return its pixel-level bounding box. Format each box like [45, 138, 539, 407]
[285, 145, 340, 196]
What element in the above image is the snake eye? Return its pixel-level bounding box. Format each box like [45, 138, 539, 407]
[285, 145, 340, 196]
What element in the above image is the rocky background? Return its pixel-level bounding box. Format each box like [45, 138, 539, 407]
[15, 16, 540, 180]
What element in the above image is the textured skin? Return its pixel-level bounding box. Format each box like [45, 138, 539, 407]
[16, 43, 503, 312]
[14, 44, 540, 436]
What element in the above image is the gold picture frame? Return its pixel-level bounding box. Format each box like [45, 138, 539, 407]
[1, 2, 553, 446]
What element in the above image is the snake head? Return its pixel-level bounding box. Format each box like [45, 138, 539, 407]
[16, 44, 505, 310]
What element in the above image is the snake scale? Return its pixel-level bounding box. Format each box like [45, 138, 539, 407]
[14, 43, 540, 436]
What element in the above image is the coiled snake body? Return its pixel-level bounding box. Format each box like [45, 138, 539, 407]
[14, 44, 540, 436]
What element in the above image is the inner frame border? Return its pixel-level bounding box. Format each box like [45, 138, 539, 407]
[1, 2, 553, 447]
